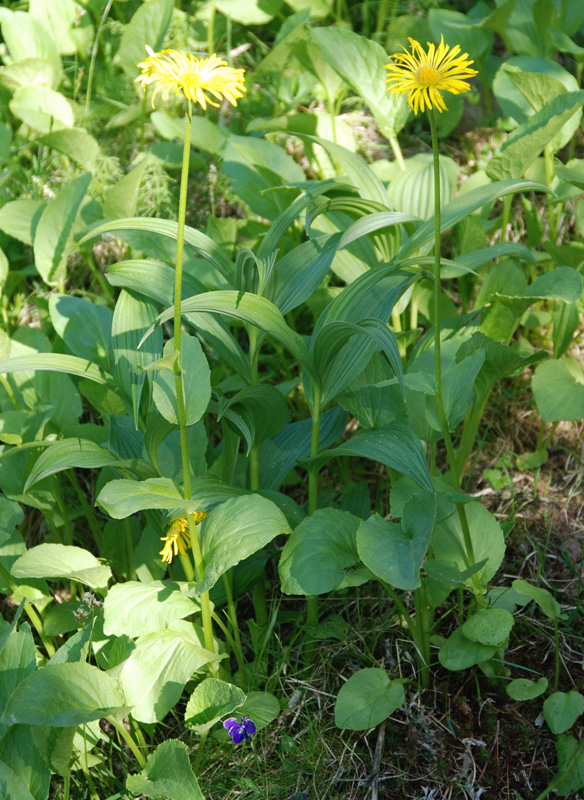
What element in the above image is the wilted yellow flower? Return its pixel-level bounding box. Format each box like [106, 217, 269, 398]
[136, 46, 246, 110]
[385, 35, 478, 115]
[159, 510, 209, 564]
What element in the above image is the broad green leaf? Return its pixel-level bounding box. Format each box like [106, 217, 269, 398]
[357, 490, 436, 591]
[0, 200, 46, 246]
[78, 218, 235, 283]
[488, 91, 584, 179]
[432, 501, 505, 588]
[112, 289, 162, 425]
[212, 0, 281, 25]
[300, 423, 433, 492]
[49, 293, 113, 371]
[116, 0, 174, 79]
[0, 722, 50, 800]
[554, 735, 584, 796]
[511, 579, 563, 619]
[399, 179, 549, 258]
[0, 761, 36, 800]
[544, 692, 584, 734]
[0, 626, 36, 740]
[194, 495, 291, 594]
[103, 581, 200, 638]
[184, 678, 245, 734]
[0, 10, 61, 82]
[310, 27, 409, 140]
[223, 135, 304, 220]
[118, 620, 221, 723]
[2, 663, 127, 727]
[338, 352, 406, 430]
[10, 86, 73, 133]
[97, 477, 184, 519]
[29, 0, 80, 56]
[279, 508, 371, 595]
[11, 544, 111, 590]
[152, 334, 211, 427]
[24, 439, 118, 491]
[234, 691, 279, 731]
[103, 159, 152, 220]
[274, 233, 341, 315]
[462, 608, 514, 648]
[127, 740, 204, 800]
[438, 627, 497, 671]
[532, 358, 584, 422]
[389, 154, 458, 220]
[39, 128, 101, 172]
[334, 669, 404, 730]
[34, 173, 92, 285]
[0, 57, 59, 91]
[506, 676, 548, 701]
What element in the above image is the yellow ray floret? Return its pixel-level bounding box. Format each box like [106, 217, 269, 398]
[136, 46, 246, 110]
[385, 35, 478, 115]
[159, 511, 209, 564]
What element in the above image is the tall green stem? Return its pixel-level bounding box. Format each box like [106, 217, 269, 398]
[428, 109, 483, 604]
[109, 718, 146, 769]
[172, 103, 215, 655]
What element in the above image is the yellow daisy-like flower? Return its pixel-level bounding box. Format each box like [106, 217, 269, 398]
[159, 510, 209, 564]
[385, 35, 478, 115]
[136, 46, 246, 110]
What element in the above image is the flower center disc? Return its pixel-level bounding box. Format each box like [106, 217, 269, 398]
[417, 66, 441, 86]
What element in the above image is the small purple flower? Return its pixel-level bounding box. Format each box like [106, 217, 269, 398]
[223, 715, 256, 744]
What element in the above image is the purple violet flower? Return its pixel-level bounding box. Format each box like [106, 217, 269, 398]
[223, 715, 256, 744]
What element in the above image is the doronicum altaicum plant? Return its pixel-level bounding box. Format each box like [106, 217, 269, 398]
[0, 4, 582, 797]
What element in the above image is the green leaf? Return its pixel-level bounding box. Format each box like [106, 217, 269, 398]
[532, 358, 584, 422]
[0, 10, 61, 83]
[24, 439, 118, 491]
[544, 692, 584, 734]
[310, 27, 409, 141]
[194, 495, 291, 594]
[357, 490, 436, 591]
[223, 135, 304, 220]
[33, 173, 92, 286]
[106, 259, 250, 381]
[126, 739, 204, 800]
[151, 290, 320, 394]
[511, 578, 563, 620]
[0, 625, 36, 741]
[97, 477, 184, 519]
[184, 678, 245, 734]
[334, 669, 404, 730]
[49, 293, 113, 372]
[438, 627, 497, 671]
[220, 384, 290, 452]
[0, 199, 46, 246]
[112, 289, 162, 425]
[103, 580, 200, 638]
[2, 662, 127, 727]
[212, 0, 281, 25]
[11, 544, 111, 590]
[462, 608, 514, 648]
[487, 91, 584, 179]
[506, 676, 548, 701]
[39, 128, 101, 172]
[432, 501, 505, 589]
[0, 722, 50, 800]
[116, 0, 174, 79]
[118, 620, 221, 723]
[152, 334, 211, 426]
[0, 761, 36, 800]
[0, 353, 109, 385]
[300, 423, 433, 492]
[554, 735, 584, 796]
[279, 508, 371, 595]
[10, 86, 73, 133]
[399, 179, 549, 258]
[233, 691, 279, 731]
[103, 158, 152, 220]
[78, 217, 235, 284]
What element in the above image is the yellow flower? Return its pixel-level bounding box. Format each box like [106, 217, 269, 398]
[385, 35, 478, 115]
[159, 511, 209, 564]
[136, 46, 246, 110]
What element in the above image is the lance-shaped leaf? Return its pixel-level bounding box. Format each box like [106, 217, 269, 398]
[0, 353, 109, 384]
[24, 438, 119, 491]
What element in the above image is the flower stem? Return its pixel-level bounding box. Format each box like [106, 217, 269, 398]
[172, 102, 216, 655]
[109, 718, 146, 769]
[428, 108, 484, 605]
[306, 389, 322, 632]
